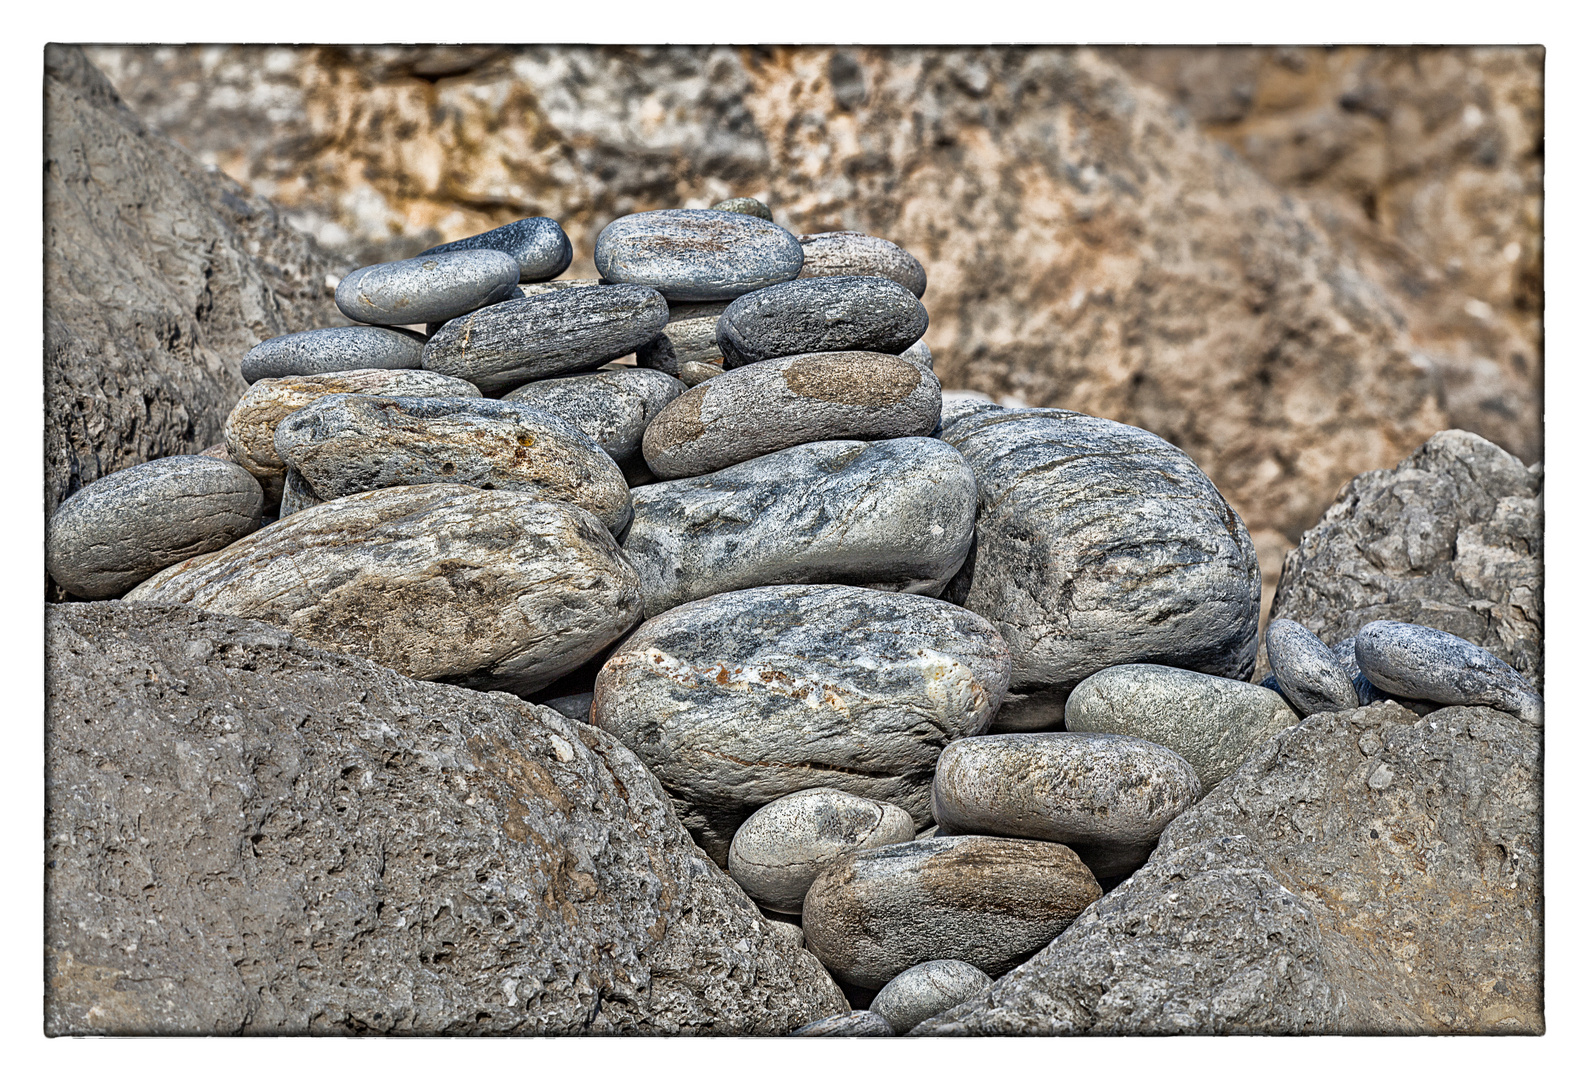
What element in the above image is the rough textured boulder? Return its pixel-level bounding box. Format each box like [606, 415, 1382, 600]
[916, 700, 1541, 1035]
[45, 603, 847, 1035]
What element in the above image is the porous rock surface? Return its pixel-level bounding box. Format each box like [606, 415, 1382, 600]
[44, 602, 847, 1035]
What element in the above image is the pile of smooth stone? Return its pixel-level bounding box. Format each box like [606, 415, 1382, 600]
[45, 196, 1544, 1037]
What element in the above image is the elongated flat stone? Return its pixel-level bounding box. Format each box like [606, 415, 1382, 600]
[241, 325, 426, 383]
[594, 209, 804, 302]
[273, 395, 633, 536]
[47, 456, 263, 599]
[797, 231, 927, 298]
[717, 276, 928, 369]
[942, 406, 1262, 731]
[335, 249, 520, 326]
[422, 284, 670, 395]
[790, 1011, 892, 1037]
[1064, 664, 1300, 790]
[591, 584, 1012, 863]
[1355, 621, 1543, 725]
[504, 367, 684, 465]
[642, 351, 941, 479]
[931, 732, 1202, 879]
[1266, 619, 1359, 716]
[623, 437, 975, 617]
[419, 216, 572, 282]
[871, 960, 992, 1034]
[802, 835, 1101, 987]
[127, 485, 643, 695]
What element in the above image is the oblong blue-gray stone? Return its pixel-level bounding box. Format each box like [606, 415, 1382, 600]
[335, 249, 520, 326]
[1265, 619, 1359, 716]
[594, 209, 804, 302]
[241, 325, 426, 383]
[504, 367, 684, 465]
[797, 231, 927, 298]
[1355, 620, 1542, 725]
[418, 216, 572, 282]
[717, 275, 929, 369]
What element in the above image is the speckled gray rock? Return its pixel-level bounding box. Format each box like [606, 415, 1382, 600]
[336, 249, 520, 326]
[419, 216, 572, 283]
[802, 835, 1101, 988]
[277, 467, 322, 519]
[636, 309, 726, 375]
[870, 960, 992, 1034]
[421, 285, 670, 395]
[623, 437, 976, 617]
[642, 351, 942, 480]
[241, 325, 426, 383]
[1355, 621, 1542, 726]
[273, 395, 633, 536]
[1265, 619, 1359, 716]
[941, 406, 1261, 732]
[931, 732, 1202, 879]
[727, 788, 916, 914]
[797, 231, 927, 298]
[542, 692, 593, 723]
[504, 367, 685, 465]
[790, 1010, 893, 1037]
[717, 276, 929, 369]
[899, 338, 933, 371]
[591, 584, 1012, 863]
[1064, 664, 1300, 790]
[710, 197, 773, 221]
[46, 456, 263, 599]
[126, 485, 643, 696]
[594, 209, 804, 302]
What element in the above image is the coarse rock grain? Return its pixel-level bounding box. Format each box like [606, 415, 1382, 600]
[790, 1010, 894, 1037]
[870, 960, 992, 1034]
[677, 360, 724, 387]
[336, 249, 520, 326]
[594, 209, 804, 301]
[1265, 618, 1359, 715]
[419, 216, 573, 282]
[1355, 621, 1542, 725]
[797, 231, 928, 298]
[716, 276, 929, 368]
[241, 325, 426, 383]
[504, 367, 685, 465]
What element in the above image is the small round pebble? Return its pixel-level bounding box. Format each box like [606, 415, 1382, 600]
[241, 325, 426, 383]
[717, 276, 929, 368]
[1355, 620, 1542, 726]
[418, 216, 573, 282]
[710, 196, 773, 221]
[594, 209, 804, 302]
[790, 1010, 893, 1037]
[870, 960, 992, 1033]
[797, 231, 927, 298]
[1265, 619, 1359, 715]
[335, 249, 521, 326]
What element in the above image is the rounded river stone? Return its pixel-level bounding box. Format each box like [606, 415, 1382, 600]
[870, 960, 992, 1034]
[335, 249, 520, 326]
[899, 338, 933, 371]
[801, 835, 1101, 988]
[797, 231, 927, 298]
[127, 485, 643, 696]
[1064, 664, 1300, 790]
[1355, 621, 1543, 725]
[418, 216, 572, 283]
[47, 456, 263, 599]
[278, 468, 323, 519]
[422, 284, 670, 395]
[717, 276, 929, 369]
[241, 325, 426, 383]
[273, 395, 633, 536]
[594, 209, 804, 302]
[790, 1011, 893, 1037]
[931, 732, 1202, 879]
[504, 367, 684, 465]
[1266, 618, 1359, 716]
[728, 788, 916, 913]
[711, 196, 774, 221]
[623, 437, 976, 617]
[642, 351, 941, 480]
[940, 406, 1262, 731]
[636, 310, 726, 375]
[590, 583, 1013, 864]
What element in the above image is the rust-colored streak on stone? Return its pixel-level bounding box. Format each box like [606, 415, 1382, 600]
[917, 840, 1101, 920]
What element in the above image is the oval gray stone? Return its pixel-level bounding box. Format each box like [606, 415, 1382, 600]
[594, 209, 805, 302]
[710, 196, 773, 221]
[1355, 621, 1543, 725]
[273, 395, 633, 536]
[1266, 619, 1359, 716]
[504, 367, 685, 465]
[801, 835, 1102, 988]
[636, 311, 725, 375]
[717, 276, 929, 369]
[241, 325, 426, 383]
[727, 788, 916, 913]
[790, 1010, 893, 1037]
[278, 467, 323, 519]
[1064, 664, 1300, 790]
[418, 216, 572, 282]
[335, 249, 520, 326]
[421, 284, 670, 395]
[797, 231, 927, 298]
[127, 485, 643, 695]
[47, 456, 263, 599]
[931, 732, 1203, 879]
[870, 960, 992, 1034]
[941, 406, 1262, 731]
[623, 437, 976, 618]
[590, 584, 1013, 863]
[642, 351, 942, 480]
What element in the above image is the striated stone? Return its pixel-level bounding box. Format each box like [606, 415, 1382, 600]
[1355, 621, 1542, 726]
[870, 960, 992, 1034]
[622, 437, 976, 617]
[802, 835, 1101, 988]
[1265, 619, 1359, 716]
[418, 216, 572, 282]
[595, 209, 804, 301]
[797, 231, 927, 298]
[790, 1010, 893, 1037]
[504, 367, 684, 465]
[642, 351, 941, 480]
[126, 485, 643, 696]
[591, 584, 1012, 863]
[336, 249, 520, 326]
[717, 276, 928, 368]
[278, 467, 323, 519]
[241, 325, 426, 383]
[711, 196, 774, 221]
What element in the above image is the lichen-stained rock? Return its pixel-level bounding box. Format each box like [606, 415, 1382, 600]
[126, 485, 643, 696]
[942, 406, 1262, 731]
[594, 209, 804, 301]
[44, 602, 847, 1035]
[915, 701, 1541, 1034]
[591, 584, 1013, 864]
[642, 351, 941, 479]
[273, 395, 633, 536]
[716, 276, 928, 368]
[623, 438, 976, 617]
[801, 835, 1102, 988]
[795, 232, 928, 298]
[504, 367, 685, 466]
[1269, 429, 1542, 688]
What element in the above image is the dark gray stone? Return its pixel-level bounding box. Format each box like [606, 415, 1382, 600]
[541, 692, 593, 723]
[504, 367, 685, 465]
[335, 249, 520, 326]
[241, 325, 426, 383]
[419, 216, 573, 283]
[710, 196, 774, 221]
[797, 231, 927, 298]
[1355, 621, 1542, 726]
[791, 1010, 893, 1037]
[717, 276, 929, 368]
[594, 209, 804, 302]
[870, 960, 992, 1034]
[1265, 619, 1359, 716]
